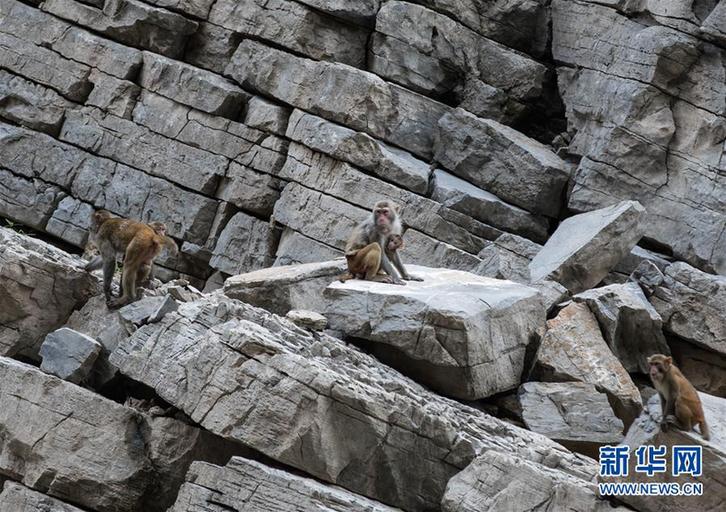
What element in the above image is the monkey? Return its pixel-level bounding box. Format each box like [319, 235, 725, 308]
[338, 233, 406, 283]
[344, 200, 422, 285]
[648, 354, 709, 440]
[85, 210, 178, 309]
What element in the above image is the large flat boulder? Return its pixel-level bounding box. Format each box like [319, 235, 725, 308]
[325, 266, 545, 400]
[529, 201, 645, 293]
[170, 457, 400, 512]
[573, 282, 670, 373]
[223, 260, 346, 315]
[600, 393, 726, 512]
[434, 108, 570, 217]
[0, 357, 244, 512]
[532, 303, 642, 427]
[0, 228, 99, 359]
[110, 293, 596, 511]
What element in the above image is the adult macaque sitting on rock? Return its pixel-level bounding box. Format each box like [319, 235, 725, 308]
[342, 200, 421, 285]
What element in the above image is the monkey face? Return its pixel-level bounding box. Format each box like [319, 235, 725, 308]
[647, 354, 672, 380]
[387, 235, 404, 252]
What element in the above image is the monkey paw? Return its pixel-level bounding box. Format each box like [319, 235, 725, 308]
[404, 275, 424, 282]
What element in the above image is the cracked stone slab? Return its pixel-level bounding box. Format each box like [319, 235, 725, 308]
[0, 482, 85, 512]
[41, 0, 198, 58]
[529, 200, 646, 294]
[0, 69, 73, 135]
[532, 302, 642, 427]
[442, 450, 629, 512]
[110, 293, 596, 511]
[0, 228, 99, 359]
[169, 457, 401, 512]
[209, 0, 368, 67]
[324, 266, 546, 400]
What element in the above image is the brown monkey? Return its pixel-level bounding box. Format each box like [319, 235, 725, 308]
[85, 211, 178, 308]
[648, 354, 709, 440]
[338, 234, 406, 283]
[345, 200, 421, 285]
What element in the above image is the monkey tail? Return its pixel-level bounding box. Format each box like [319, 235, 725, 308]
[699, 419, 710, 441]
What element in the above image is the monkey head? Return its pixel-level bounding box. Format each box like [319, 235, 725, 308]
[373, 200, 400, 233]
[90, 210, 113, 230]
[148, 221, 167, 236]
[647, 354, 672, 382]
[387, 234, 404, 252]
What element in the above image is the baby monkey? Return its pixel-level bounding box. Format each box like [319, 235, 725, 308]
[338, 234, 405, 284]
[648, 354, 709, 440]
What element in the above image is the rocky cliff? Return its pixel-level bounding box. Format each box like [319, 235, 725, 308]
[0, 0, 725, 511]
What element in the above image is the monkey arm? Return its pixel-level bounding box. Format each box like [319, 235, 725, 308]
[84, 255, 103, 271]
[377, 235, 404, 285]
[390, 249, 422, 281]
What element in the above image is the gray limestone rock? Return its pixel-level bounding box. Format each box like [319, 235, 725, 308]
[0, 482, 85, 512]
[224, 259, 347, 315]
[325, 266, 546, 400]
[0, 228, 99, 359]
[519, 381, 624, 449]
[169, 457, 400, 512]
[573, 282, 670, 372]
[209, 212, 279, 275]
[285, 310, 328, 331]
[532, 302, 643, 427]
[0, 69, 72, 135]
[442, 450, 628, 512]
[434, 109, 570, 217]
[110, 293, 596, 511]
[226, 40, 450, 160]
[529, 201, 646, 293]
[39, 328, 102, 384]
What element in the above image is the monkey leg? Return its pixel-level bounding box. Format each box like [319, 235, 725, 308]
[101, 255, 116, 301]
[673, 399, 694, 431]
[137, 263, 154, 290]
[360, 243, 383, 280]
[84, 255, 103, 272]
[108, 240, 149, 309]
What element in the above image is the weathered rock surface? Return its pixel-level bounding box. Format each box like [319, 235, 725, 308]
[286, 309, 328, 331]
[601, 393, 726, 512]
[0, 357, 245, 512]
[286, 110, 431, 194]
[325, 266, 545, 400]
[209, 0, 368, 67]
[641, 262, 726, 356]
[432, 169, 549, 243]
[371, 2, 546, 121]
[226, 40, 450, 160]
[0, 228, 99, 359]
[39, 327, 101, 384]
[42, 0, 198, 58]
[224, 260, 346, 315]
[209, 212, 278, 275]
[519, 382, 624, 450]
[170, 457, 400, 512]
[553, 0, 726, 274]
[0, 482, 85, 512]
[110, 293, 596, 511]
[529, 201, 646, 293]
[441, 450, 625, 512]
[477, 234, 541, 283]
[0, 70, 73, 135]
[532, 303, 642, 426]
[434, 109, 570, 217]
[573, 282, 670, 373]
